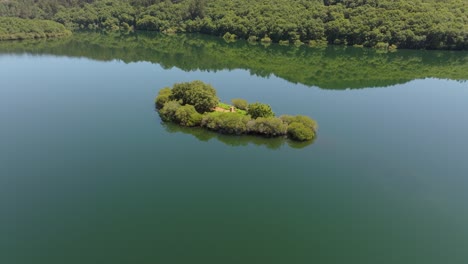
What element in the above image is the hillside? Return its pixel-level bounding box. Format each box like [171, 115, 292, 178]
[0, 0, 467, 49]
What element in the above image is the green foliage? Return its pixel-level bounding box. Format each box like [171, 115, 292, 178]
[155, 87, 172, 109]
[247, 102, 274, 119]
[231, 98, 248, 110]
[175, 104, 203, 126]
[154, 81, 317, 141]
[159, 100, 181, 122]
[280, 115, 318, 132]
[0, 17, 70, 41]
[53, 0, 136, 31]
[1, 0, 466, 49]
[201, 112, 251, 134]
[223, 32, 237, 41]
[247, 36, 258, 42]
[170, 80, 219, 113]
[261, 36, 272, 43]
[247, 117, 288, 137]
[287, 122, 315, 141]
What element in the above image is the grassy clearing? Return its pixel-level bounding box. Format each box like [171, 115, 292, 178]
[217, 102, 248, 116]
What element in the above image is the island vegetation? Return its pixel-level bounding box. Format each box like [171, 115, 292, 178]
[156, 80, 318, 141]
[1, 0, 467, 50]
[0, 17, 71, 40]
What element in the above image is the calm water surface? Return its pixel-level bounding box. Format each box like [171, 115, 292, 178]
[1, 33, 468, 264]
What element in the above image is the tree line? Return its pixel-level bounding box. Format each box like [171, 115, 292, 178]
[1, 0, 467, 49]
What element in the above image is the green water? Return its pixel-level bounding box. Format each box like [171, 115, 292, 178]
[1, 32, 467, 264]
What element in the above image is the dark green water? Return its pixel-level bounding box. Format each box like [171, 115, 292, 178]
[1, 32, 467, 264]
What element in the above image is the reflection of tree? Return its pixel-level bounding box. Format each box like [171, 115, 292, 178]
[0, 31, 466, 89]
[161, 121, 314, 150]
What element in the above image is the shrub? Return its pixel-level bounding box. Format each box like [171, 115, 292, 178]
[279, 115, 295, 124]
[247, 117, 287, 137]
[231, 98, 248, 110]
[248, 102, 275, 119]
[287, 122, 315, 141]
[201, 112, 251, 134]
[170, 80, 219, 113]
[155, 87, 173, 109]
[223, 32, 237, 41]
[174, 104, 203, 127]
[247, 36, 258, 42]
[159, 100, 181, 122]
[280, 115, 318, 132]
[374, 42, 389, 49]
[261, 36, 272, 43]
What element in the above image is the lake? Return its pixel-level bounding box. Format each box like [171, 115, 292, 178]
[1, 32, 467, 264]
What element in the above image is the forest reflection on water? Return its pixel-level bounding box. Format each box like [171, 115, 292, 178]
[0, 31, 466, 90]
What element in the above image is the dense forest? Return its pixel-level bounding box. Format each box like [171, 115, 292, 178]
[0, 17, 70, 40]
[0, 0, 467, 49]
[0, 32, 466, 89]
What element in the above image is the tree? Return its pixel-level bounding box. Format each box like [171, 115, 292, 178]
[175, 104, 202, 126]
[159, 100, 181, 122]
[155, 87, 172, 109]
[280, 115, 318, 132]
[287, 122, 315, 141]
[170, 80, 219, 113]
[188, 0, 205, 19]
[247, 102, 274, 119]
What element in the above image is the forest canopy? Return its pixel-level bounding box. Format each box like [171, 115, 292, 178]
[1, 0, 467, 49]
[0, 17, 71, 40]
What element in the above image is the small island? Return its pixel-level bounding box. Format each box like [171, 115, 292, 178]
[155, 80, 317, 142]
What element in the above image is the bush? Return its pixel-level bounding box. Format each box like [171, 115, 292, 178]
[231, 98, 248, 110]
[280, 115, 318, 132]
[159, 100, 181, 122]
[248, 102, 274, 119]
[170, 80, 219, 113]
[155, 87, 172, 109]
[201, 112, 251, 134]
[247, 36, 258, 42]
[261, 36, 272, 43]
[175, 104, 202, 127]
[279, 115, 295, 124]
[374, 42, 389, 49]
[247, 117, 287, 137]
[287, 122, 315, 141]
[223, 32, 237, 41]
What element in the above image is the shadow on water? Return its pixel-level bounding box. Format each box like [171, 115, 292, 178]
[161, 121, 314, 150]
[0, 31, 466, 89]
